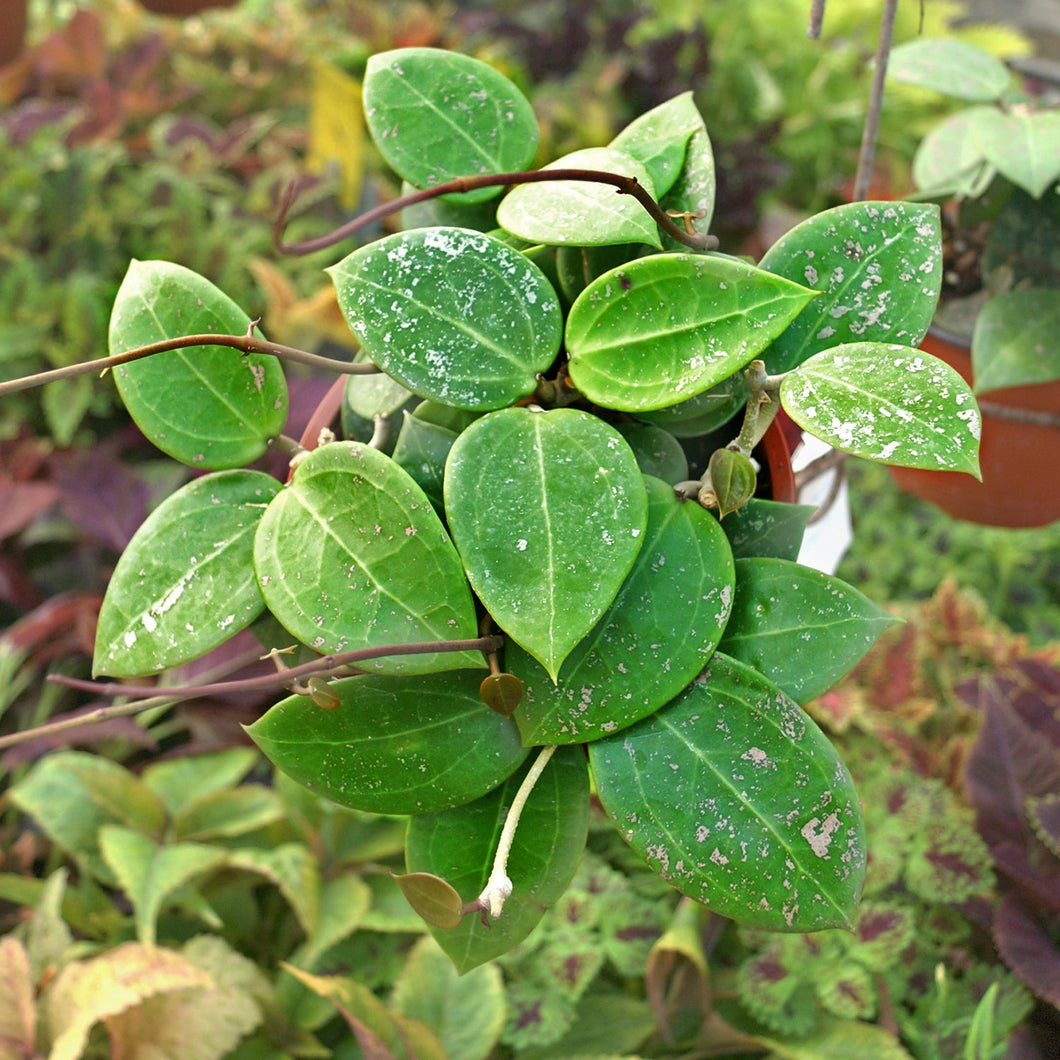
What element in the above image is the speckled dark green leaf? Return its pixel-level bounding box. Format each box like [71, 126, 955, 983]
[720, 500, 815, 562]
[246, 670, 527, 815]
[509, 477, 734, 745]
[589, 653, 866, 932]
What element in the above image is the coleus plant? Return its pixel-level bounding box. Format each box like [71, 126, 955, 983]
[18, 47, 982, 972]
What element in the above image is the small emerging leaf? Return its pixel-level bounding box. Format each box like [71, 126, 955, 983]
[708, 448, 756, 518]
[393, 873, 465, 930]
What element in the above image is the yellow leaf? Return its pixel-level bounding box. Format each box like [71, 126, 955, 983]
[308, 60, 365, 210]
[0, 936, 36, 1060]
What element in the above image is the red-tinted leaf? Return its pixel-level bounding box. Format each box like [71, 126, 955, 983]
[0, 481, 60, 540]
[993, 893, 1060, 1007]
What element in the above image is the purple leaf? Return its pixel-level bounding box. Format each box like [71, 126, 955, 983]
[993, 893, 1060, 1007]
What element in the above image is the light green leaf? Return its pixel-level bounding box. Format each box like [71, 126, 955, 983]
[405, 746, 590, 972]
[758, 201, 943, 374]
[108, 260, 287, 469]
[343, 368, 414, 421]
[566, 254, 816, 411]
[254, 441, 482, 674]
[444, 408, 648, 680]
[974, 109, 1060, 199]
[364, 47, 538, 204]
[98, 826, 228, 947]
[886, 39, 1012, 101]
[391, 936, 506, 1060]
[171, 786, 284, 842]
[972, 288, 1060, 392]
[509, 477, 735, 745]
[497, 147, 662, 248]
[719, 558, 899, 704]
[749, 1014, 916, 1059]
[589, 654, 866, 932]
[329, 228, 562, 410]
[780, 342, 982, 475]
[609, 92, 704, 199]
[246, 670, 528, 815]
[298, 874, 373, 970]
[226, 844, 320, 938]
[93, 470, 279, 677]
[141, 747, 259, 818]
[67, 765, 167, 842]
[911, 108, 996, 196]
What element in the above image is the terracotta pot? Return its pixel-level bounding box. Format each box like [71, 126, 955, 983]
[890, 327, 1060, 527]
[137, 0, 239, 14]
[760, 414, 797, 504]
[0, 0, 28, 67]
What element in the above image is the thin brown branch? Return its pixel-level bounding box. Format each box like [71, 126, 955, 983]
[275, 169, 718, 256]
[0, 333, 378, 398]
[47, 636, 504, 702]
[852, 0, 899, 202]
[808, 0, 826, 39]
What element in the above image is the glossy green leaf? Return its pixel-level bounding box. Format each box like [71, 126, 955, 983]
[329, 228, 562, 410]
[708, 448, 757, 518]
[887, 39, 1012, 101]
[720, 499, 815, 562]
[972, 289, 1060, 392]
[509, 477, 735, 745]
[758, 201, 943, 374]
[780, 342, 982, 475]
[555, 242, 642, 303]
[93, 470, 279, 678]
[911, 108, 996, 196]
[636, 374, 747, 437]
[444, 408, 648, 680]
[363, 48, 538, 204]
[254, 441, 482, 674]
[609, 91, 703, 199]
[566, 254, 816, 411]
[108, 260, 288, 469]
[246, 670, 527, 815]
[343, 369, 414, 421]
[98, 826, 227, 947]
[391, 410, 459, 510]
[497, 147, 662, 248]
[405, 746, 590, 972]
[614, 422, 689, 483]
[974, 109, 1060, 199]
[660, 121, 716, 250]
[393, 873, 465, 930]
[589, 654, 866, 931]
[718, 557, 900, 704]
[391, 936, 506, 1060]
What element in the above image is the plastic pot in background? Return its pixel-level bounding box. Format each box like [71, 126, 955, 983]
[890, 327, 1060, 528]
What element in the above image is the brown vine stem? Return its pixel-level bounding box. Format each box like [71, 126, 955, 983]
[852, 0, 899, 202]
[275, 169, 718, 256]
[45, 635, 504, 704]
[0, 332, 378, 398]
[807, 0, 826, 39]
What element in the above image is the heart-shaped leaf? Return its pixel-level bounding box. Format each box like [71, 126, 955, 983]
[254, 441, 482, 674]
[363, 48, 538, 204]
[613, 422, 689, 483]
[780, 342, 982, 476]
[609, 92, 704, 199]
[887, 39, 1013, 101]
[246, 670, 527, 815]
[109, 260, 288, 469]
[508, 476, 735, 745]
[391, 410, 460, 512]
[972, 289, 1060, 392]
[444, 408, 648, 680]
[404, 746, 590, 972]
[758, 201, 943, 374]
[718, 557, 900, 704]
[566, 254, 816, 411]
[589, 653, 866, 931]
[329, 228, 562, 410]
[720, 499, 815, 562]
[974, 109, 1060, 199]
[93, 471, 280, 677]
[497, 147, 662, 248]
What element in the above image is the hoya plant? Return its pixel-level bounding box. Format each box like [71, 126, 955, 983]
[10, 47, 981, 972]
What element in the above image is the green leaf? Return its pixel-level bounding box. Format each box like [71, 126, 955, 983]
[141, 747, 259, 818]
[497, 147, 662, 248]
[720, 499, 815, 561]
[509, 477, 735, 745]
[758, 201, 943, 374]
[329, 228, 562, 411]
[779, 342, 982, 475]
[708, 448, 757, 518]
[514, 993, 657, 1060]
[566, 254, 816, 411]
[972, 288, 1060, 391]
[911, 108, 996, 197]
[444, 408, 648, 681]
[391, 410, 458, 511]
[749, 1014, 916, 1060]
[974, 109, 1060, 199]
[254, 441, 482, 674]
[93, 470, 279, 677]
[393, 873, 465, 929]
[636, 374, 747, 437]
[363, 47, 538, 204]
[343, 369, 414, 422]
[226, 844, 320, 938]
[246, 670, 528, 815]
[67, 765, 168, 842]
[609, 92, 704, 199]
[98, 826, 227, 947]
[405, 746, 590, 972]
[391, 936, 506, 1060]
[613, 422, 689, 483]
[718, 557, 899, 704]
[589, 654, 866, 932]
[659, 121, 716, 248]
[108, 260, 288, 469]
[886, 39, 1012, 101]
[297, 874, 373, 970]
[171, 786, 284, 842]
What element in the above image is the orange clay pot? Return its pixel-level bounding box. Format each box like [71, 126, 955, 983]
[137, 0, 238, 14]
[890, 327, 1060, 527]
